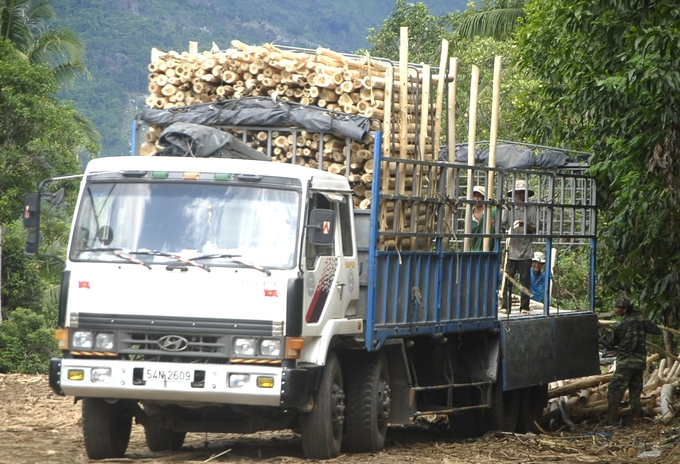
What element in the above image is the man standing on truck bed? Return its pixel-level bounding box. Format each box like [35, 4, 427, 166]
[501, 180, 537, 315]
[600, 298, 661, 425]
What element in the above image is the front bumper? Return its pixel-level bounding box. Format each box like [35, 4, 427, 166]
[49, 358, 310, 408]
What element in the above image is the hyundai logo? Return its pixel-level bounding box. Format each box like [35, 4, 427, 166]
[157, 335, 189, 352]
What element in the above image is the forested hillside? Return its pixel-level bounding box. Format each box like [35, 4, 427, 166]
[53, 0, 463, 158]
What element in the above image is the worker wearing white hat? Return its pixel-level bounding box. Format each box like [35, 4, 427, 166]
[500, 179, 538, 315]
[471, 186, 496, 252]
[530, 251, 548, 303]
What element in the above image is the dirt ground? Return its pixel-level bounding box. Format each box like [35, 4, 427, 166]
[2, 373, 679, 464]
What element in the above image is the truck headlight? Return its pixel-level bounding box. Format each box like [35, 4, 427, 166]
[260, 339, 281, 356]
[72, 331, 93, 349]
[95, 333, 114, 350]
[234, 338, 256, 356]
[229, 374, 250, 388]
[91, 368, 112, 383]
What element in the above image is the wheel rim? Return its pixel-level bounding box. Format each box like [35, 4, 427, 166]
[376, 378, 391, 428]
[331, 380, 345, 436]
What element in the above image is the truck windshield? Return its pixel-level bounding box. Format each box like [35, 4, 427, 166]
[71, 181, 300, 269]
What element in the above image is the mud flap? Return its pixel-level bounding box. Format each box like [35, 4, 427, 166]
[500, 314, 600, 390]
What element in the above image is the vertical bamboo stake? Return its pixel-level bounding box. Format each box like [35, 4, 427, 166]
[444, 57, 458, 249]
[418, 64, 431, 163]
[433, 40, 448, 160]
[463, 65, 480, 252]
[397, 27, 409, 243]
[412, 64, 430, 251]
[433, 41, 448, 249]
[484, 56, 502, 252]
[379, 65, 394, 250]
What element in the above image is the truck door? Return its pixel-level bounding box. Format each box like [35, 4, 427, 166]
[302, 192, 358, 336]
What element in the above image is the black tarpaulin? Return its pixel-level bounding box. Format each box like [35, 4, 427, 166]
[439, 144, 586, 169]
[140, 97, 371, 142]
[155, 122, 270, 160]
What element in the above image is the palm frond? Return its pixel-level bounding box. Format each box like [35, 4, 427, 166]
[71, 110, 101, 148]
[0, 0, 32, 51]
[27, 27, 84, 67]
[458, 8, 525, 39]
[24, 0, 55, 23]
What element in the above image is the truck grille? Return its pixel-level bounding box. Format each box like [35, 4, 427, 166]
[72, 312, 282, 361]
[123, 332, 225, 354]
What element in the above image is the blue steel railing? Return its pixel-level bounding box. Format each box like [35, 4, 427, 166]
[364, 135, 597, 351]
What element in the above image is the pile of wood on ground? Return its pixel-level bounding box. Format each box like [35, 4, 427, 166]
[546, 322, 680, 429]
[142, 36, 451, 215]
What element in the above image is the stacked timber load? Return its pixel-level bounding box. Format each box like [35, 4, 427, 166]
[143, 33, 455, 250]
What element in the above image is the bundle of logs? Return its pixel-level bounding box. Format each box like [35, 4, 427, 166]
[142, 37, 446, 219]
[546, 322, 680, 428]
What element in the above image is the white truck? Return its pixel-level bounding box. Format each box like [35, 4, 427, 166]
[25, 84, 600, 461]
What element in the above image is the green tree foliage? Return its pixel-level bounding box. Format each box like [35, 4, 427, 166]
[0, 38, 84, 372]
[1, 223, 47, 318]
[0, 308, 58, 374]
[365, 0, 449, 64]
[365, 1, 529, 145]
[0, 38, 86, 223]
[514, 0, 680, 322]
[0, 0, 100, 149]
[0, 0, 87, 86]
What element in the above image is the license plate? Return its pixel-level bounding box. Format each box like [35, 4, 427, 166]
[143, 368, 194, 382]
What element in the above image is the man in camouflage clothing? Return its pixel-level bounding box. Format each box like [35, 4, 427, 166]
[600, 298, 661, 425]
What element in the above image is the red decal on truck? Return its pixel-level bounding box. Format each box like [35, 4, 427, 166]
[305, 258, 338, 323]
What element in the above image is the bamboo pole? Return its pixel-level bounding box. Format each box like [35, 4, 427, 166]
[463, 65, 479, 252]
[484, 56, 502, 252]
[396, 27, 409, 244]
[433, 40, 448, 161]
[443, 57, 458, 249]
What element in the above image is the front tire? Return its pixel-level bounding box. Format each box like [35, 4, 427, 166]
[344, 351, 391, 452]
[82, 398, 132, 459]
[300, 352, 345, 459]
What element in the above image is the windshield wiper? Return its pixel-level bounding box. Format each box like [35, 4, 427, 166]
[78, 247, 122, 253]
[77, 247, 151, 270]
[190, 253, 242, 261]
[231, 258, 271, 276]
[129, 249, 211, 272]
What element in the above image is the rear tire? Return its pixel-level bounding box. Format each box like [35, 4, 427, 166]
[82, 398, 132, 459]
[483, 377, 520, 432]
[447, 387, 485, 438]
[516, 385, 548, 434]
[300, 352, 345, 459]
[144, 423, 186, 451]
[344, 351, 391, 452]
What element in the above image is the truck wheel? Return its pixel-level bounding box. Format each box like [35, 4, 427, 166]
[483, 378, 520, 432]
[344, 351, 390, 452]
[300, 352, 345, 459]
[144, 424, 186, 451]
[82, 397, 132, 459]
[516, 384, 548, 434]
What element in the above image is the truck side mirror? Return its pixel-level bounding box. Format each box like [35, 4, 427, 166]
[25, 230, 41, 255]
[23, 193, 40, 229]
[307, 208, 334, 245]
[23, 193, 41, 255]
